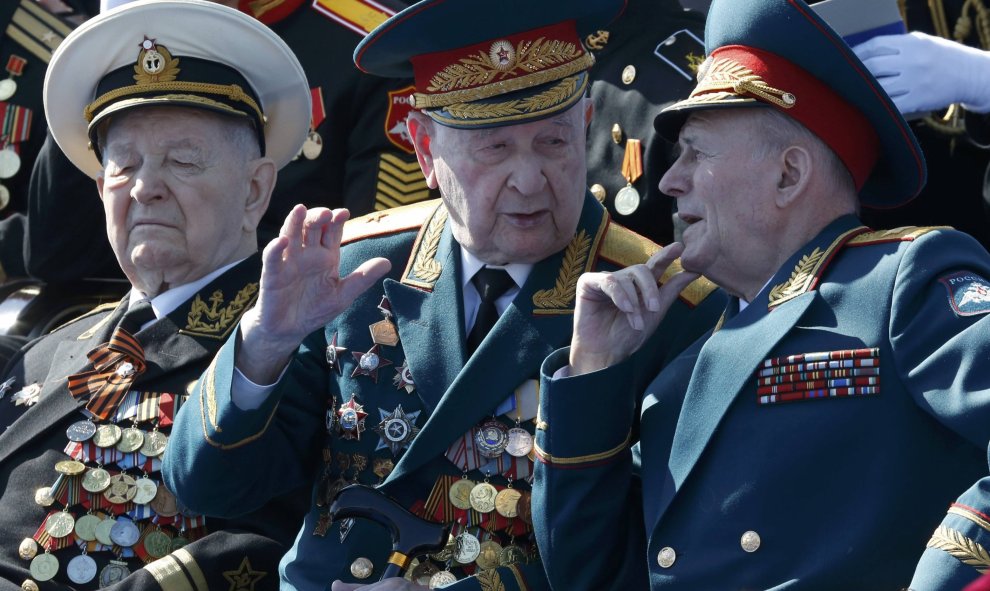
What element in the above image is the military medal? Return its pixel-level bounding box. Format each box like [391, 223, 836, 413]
[474, 418, 509, 458]
[302, 130, 323, 160]
[431, 534, 457, 563]
[469, 481, 498, 513]
[516, 491, 533, 524]
[453, 532, 481, 564]
[170, 534, 188, 552]
[66, 553, 98, 584]
[0, 55, 26, 101]
[325, 332, 347, 375]
[117, 426, 145, 453]
[82, 466, 111, 493]
[0, 147, 20, 179]
[374, 405, 420, 456]
[149, 484, 179, 517]
[104, 473, 138, 504]
[74, 514, 101, 542]
[110, 518, 141, 547]
[411, 559, 439, 585]
[476, 540, 503, 570]
[66, 419, 98, 442]
[614, 138, 643, 216]
[337, 395, 368, 440]
[393, 361, 415, 393]
[350, 557, 374, 580]
[372, 458, 394, 483]
[494, 487, 522, 518]
[139, 429, 168, 457]
[94, 517, 116, 545]
[506, 425, 533, 457]
[300, 87, 326, 161]
[499, 544, 528, 566]
[12, 382, 41, 406]
[55, 460, 86, 476]
[448, 477, 475, 510]
[132, 476, 158, 505]
[99, 560, 131, 586]
[429, 569, 457, 588]
[351, 344, 393, 383]
[44, 510, 75, 538]
[93, 423, 122, 448]
[369, 296, 400, 347]
[29, 552, 59, 582]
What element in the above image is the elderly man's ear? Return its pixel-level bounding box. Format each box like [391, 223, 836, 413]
[774, 144, 812, 209]
[243, 156, 277, 232]
[407, 112, 438, 189]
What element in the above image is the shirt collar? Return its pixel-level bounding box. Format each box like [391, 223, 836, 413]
[459, 248, 532, 292]
[129, 258, 245, 320]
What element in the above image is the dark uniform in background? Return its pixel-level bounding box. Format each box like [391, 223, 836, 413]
[23, 0, 433, 283]
[584, 0, 706, 245]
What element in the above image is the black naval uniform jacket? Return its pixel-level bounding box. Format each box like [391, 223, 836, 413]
[0, 254, 308, 591]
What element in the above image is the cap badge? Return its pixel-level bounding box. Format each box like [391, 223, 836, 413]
[488, 40, 516, 71]
[134, 37, 180, 85]
[428, 37, 581, 93]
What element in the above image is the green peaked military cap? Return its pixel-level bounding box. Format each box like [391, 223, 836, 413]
[654, 0, 926, 208]
[45, 0, 310, 179]
[354, 0, 626, 129]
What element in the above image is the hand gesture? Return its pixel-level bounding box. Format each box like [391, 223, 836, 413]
[237, 205, 391, 383]
[569, 243, 698, 375]
[853, 31, 990, 115]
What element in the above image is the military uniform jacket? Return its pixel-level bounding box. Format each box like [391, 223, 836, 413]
[534, 215, 990, 590]
[0, 255, 308, 591]
[163, 196, 725, 591]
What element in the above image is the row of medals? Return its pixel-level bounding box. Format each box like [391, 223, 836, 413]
[426, 418, 535, 588]
[19, 418, 182, 586]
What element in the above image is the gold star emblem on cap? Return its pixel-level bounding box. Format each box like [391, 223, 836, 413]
[223, 557, 267, 591]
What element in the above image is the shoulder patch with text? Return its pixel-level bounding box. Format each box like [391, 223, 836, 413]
[939, 271, 990, 317]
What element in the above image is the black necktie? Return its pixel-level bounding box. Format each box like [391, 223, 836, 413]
[118, 299, 156, 335]
[467, 267, 515, 355]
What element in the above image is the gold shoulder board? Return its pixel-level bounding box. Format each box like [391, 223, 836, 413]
[846, 226, 948, 246]
[342, 199, 440, 245]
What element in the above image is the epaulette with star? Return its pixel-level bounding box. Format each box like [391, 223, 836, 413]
[342, 199, 439, 246]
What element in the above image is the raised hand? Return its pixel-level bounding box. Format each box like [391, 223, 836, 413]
[568, 243, 698, 375]
[237, 205, 391, 383]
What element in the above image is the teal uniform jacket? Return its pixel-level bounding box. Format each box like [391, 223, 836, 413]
[0, 255, 310, 591]
[534, 215, 990, 590]
[163, 195, 726, 591]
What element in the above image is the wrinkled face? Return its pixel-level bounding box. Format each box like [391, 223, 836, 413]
[425, 102, 589, 265]
[659, 110, 780, 287]
[97, 107, 260, 295]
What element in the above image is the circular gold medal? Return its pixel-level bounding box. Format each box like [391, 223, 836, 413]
[94, 517, 116, 545]
[429, 570, 457, 589]
[149, 484, 179, 517]
[93, 424, 122, 448]
[29, 553, 58, 582]
[494, 487, 522, 518]
[33, 487, 55, 507]
[116, 428, 144, 453]
[499, 544, 528, 566]
[82, 467, 111, 493]
[54, 460, 86, 476]
[448, 478, 475, 510]
[104, 473, 138, 504]
[140, 431, 168, 457]
[132, 477, 158, 505]
[350, 557, 373, 580]
[18, 537, 38, 560]
[453, 532, 481, 564]
[475, 540, 503, 570]
[468, 482, 497, 513]
[516, 490, 532, 524]
[614, 185, 641, 216]
[44, 511, 74, 538]
[143, 530, 171, 559]
[74, 514, 100, 542]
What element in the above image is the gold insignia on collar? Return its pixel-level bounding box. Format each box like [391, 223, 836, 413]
[476, 569, 507, 591]
[533, 230, 593, 313]
[181, 283, 258, 340]
[767, 247, 825, 308]
[133, 38, 180, 85]
[222, 557, 267, 591]
[402, 203, 447, 289]
[686, 52, 706, 75]
[585, 30, 610, 51]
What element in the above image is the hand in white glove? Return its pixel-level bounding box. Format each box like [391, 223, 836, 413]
[853, 31, 990, 115]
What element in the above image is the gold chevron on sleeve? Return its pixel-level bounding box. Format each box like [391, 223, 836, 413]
[375, 153, 431, 210]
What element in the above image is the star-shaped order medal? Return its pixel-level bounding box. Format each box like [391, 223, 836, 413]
[337, 396, 368, 441]
[393, 361, 415, 393]
[374, 405, 421, 456]
[351, 344, 393, 383]
[12, 383, 40, 407]
[325, 332, 348, 376]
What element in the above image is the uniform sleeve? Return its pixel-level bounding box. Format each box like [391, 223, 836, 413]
[886, 230, 990, 589]
[163, 327, 328, 518]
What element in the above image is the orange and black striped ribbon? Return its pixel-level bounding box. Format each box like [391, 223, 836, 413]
[67, 328, 146, 421]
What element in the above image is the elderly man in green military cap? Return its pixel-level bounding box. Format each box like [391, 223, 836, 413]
[532, 0, 990, 589]
[0, 1, 314, 589]
[162, 0, 725, 589]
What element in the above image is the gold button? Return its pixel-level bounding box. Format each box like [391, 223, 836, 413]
[21, 580, 39, 591]
[657, 546, 676, 568]
[18, 538, 37, 560]
[621, 65, 636, 85]
[740, 530, 761, 553]
[350, 557, 374, 579]
[611, 123, 623, 144]
[590, 184, 607, 202]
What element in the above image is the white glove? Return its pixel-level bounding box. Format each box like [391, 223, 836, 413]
[853, 31, 990, 114]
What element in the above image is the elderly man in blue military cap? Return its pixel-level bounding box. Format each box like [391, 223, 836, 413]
[162, 0, 725, 589]
[532, 0, 990, 589]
